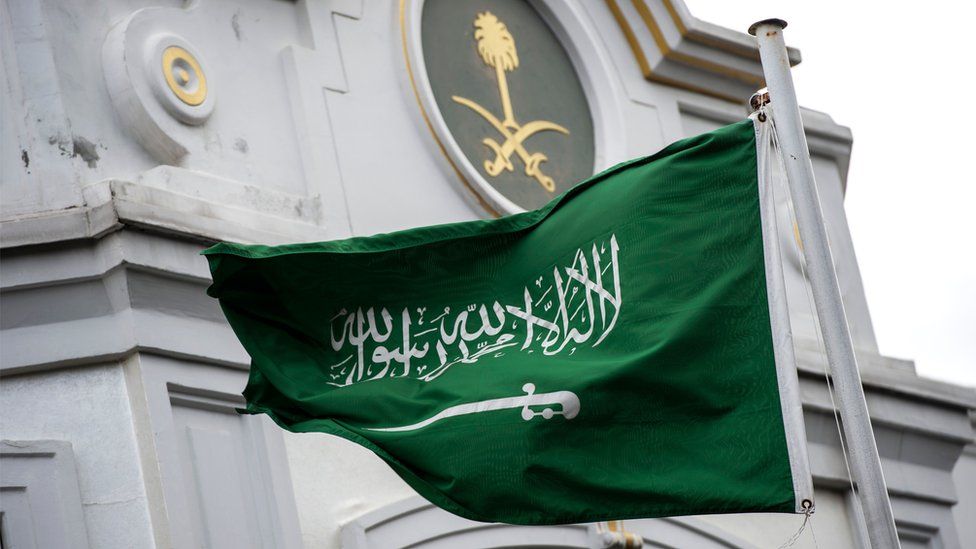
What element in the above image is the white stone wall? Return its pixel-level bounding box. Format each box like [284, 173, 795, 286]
[0, 362, 158, 548]
[951, 437, 976, 547]
[284, 433, 414, 548]
[1, 0, 973, 548]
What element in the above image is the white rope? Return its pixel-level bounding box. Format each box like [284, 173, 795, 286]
[777, 501, 815, 549]
[757, 110, 852, 549]
[768, 111, 860, 514]
[809, 515, 821, 549]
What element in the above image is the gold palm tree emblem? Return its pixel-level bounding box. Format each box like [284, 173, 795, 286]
[475, 12, 519, 129]
[452, 12, 569, 193]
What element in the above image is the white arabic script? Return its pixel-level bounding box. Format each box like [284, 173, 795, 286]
[327, 234, 621, 386]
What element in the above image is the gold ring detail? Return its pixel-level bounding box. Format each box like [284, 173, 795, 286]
[161, 46, 207, 106]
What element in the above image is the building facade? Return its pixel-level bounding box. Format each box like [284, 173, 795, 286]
[1, 0, 973, 547]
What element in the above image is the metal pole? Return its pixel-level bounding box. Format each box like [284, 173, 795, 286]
[749, 19, 901, 549]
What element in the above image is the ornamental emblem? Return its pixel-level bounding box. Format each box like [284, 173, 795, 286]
[451, 12, 570, 192]
[417, 0, 595, 212]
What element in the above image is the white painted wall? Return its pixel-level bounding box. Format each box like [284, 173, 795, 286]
[284, 433, 414, 548]
[951, 442, 976, 547]
[0, 363, 157, 548]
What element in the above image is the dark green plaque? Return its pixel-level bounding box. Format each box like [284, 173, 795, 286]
[422, 0, 595, 211]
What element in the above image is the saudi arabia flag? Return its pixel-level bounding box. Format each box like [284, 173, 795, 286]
[204, 118, 813, 524]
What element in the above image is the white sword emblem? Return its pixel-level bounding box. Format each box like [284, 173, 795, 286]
[364, 383, 580, 432]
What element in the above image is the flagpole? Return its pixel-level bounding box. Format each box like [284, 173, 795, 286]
[749, 19, 901, 548]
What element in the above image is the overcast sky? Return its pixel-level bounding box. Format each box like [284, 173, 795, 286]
[692, 2, 975, 388]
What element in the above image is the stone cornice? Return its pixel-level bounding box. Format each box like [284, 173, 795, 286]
[0, 167, 331, 250]
[605, 0, 801, 104]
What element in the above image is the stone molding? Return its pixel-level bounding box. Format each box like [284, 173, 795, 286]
[604, 0, 801, 104]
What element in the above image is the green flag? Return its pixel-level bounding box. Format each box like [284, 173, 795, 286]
[203, 119, 812, 524]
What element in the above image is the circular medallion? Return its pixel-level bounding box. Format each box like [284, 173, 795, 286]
[145, 36, 215, 126]
[161, 45, 207, 106]
[419, 0, 595, 212]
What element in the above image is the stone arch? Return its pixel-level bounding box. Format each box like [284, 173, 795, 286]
[340, 496, 757, 548]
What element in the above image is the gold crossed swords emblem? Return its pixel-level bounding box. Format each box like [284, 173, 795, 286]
[451, 12, 569, 193]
